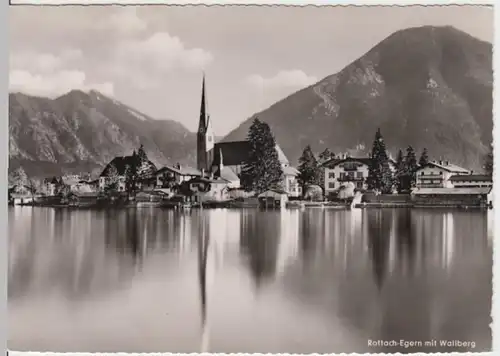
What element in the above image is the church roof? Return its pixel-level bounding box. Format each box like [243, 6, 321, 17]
[212, 141, 289, 167]
[217, 166, 240, 182]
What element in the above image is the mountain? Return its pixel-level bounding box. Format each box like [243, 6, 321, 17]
[9, 90, 196, 177]
[223, 26, 493, 171]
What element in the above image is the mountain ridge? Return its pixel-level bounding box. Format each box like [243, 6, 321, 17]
[223, 25, 493, 171]
[9, 89, 197, 178]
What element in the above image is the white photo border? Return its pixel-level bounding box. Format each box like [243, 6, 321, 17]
[5, 1, 497, 356]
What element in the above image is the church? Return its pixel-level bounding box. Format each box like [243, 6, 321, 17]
[196, 76, 301, 197]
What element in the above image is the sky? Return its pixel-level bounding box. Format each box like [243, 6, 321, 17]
[9, 4, 493, 136]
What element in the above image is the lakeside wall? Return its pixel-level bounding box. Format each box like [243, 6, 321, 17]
[362, 193, 411, 204]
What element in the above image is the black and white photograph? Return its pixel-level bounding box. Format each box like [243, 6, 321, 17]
[7, 2, 493, 354]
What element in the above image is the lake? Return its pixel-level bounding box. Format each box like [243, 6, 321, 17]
[8, 206, 492, 353]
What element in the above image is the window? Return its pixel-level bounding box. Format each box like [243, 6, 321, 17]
[328, 172, 335, 179]
[328, 182, 335, 189]
[356, 172, 363, 178]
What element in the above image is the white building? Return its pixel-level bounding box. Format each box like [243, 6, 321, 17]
[98, 175, 126, 192]
[322, 157, 371, 194]
[448, 174, 492, 188]
[283, 166, 301, 198]
[321, 155, 397, 195]
[415, 160, 470, 188]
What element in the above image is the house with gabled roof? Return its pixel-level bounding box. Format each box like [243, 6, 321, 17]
[155, 163, 202, 188]
[415, 160, 470, 189]
[320, 154, 397, 194]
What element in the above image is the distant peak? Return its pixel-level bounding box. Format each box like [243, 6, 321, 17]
[388, 25, 486, 43]
[56, 89, 90, 101]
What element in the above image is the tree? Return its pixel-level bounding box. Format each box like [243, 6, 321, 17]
[317, 149, 335, 194]
[104, 164, 120, 193]
[394, 149, 405, 193]
[366, 128, 393, 194]
[297, 145, 320, 197]
[124, 163, 138, 196]
[10, 167, 28, 189]
[25, 178, 39, 198]
[241, 118, 284, 194]
[137, 144, 147, 164]
[484, 144, 493, 175]
[418, 148, 429, 167]
[402, 146, 418, 192]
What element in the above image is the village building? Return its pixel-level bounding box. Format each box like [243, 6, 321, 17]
[321, 154, 397, 196]
[186, 176, 231, 202]
[411, 187, 492, 207]
[42, 177, 59, 196]
[448, 174, 492, 188]
[155, 164, 202, 188]
[322, 156, 371, 193]
[258, 188, 289, 208]
[196, 75, 301, 197]
[415, 160, 470, 188]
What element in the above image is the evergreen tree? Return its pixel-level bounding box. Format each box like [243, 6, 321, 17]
[298, 145, 320, 196]
[394, 149, 405, 193]
[484, 144, 493, 175]
[241, 118, 284, 194]
[124, 162, 138, 195]
[402, 146, 418, 191]
[418, 148, 429, 167]
[137, 144, 147, 164]
[366, 128, 393, 193]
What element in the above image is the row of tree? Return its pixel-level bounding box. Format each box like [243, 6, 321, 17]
[367, 128, 429, 194]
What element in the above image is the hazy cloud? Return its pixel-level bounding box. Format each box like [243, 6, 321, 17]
[114, 32, 213, 73]
[102, 7, 148, 35]
[10, 48, 83, 74]
[9, 69, 115, 98]
[246, 70, 318, 90]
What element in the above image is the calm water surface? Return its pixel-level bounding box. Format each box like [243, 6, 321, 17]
[8, 207, 492, 353]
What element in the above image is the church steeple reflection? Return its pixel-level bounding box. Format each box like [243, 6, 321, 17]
[198, 213, 210, 351]
[239, 211, 280, 289]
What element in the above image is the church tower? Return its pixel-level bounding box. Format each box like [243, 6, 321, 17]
[197, 74, 215, 173]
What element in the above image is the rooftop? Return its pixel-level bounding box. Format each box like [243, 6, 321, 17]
[419, 160, 470, 174]
[212, 140, 289, 167]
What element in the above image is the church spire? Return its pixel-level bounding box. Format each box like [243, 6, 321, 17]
[198, 73, 207, 132]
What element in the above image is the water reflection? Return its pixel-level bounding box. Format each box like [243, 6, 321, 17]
[8, 207, 492, 353]
[239, 210, 281, 288]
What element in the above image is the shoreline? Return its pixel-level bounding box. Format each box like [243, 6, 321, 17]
[11, 201, 492, 210]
